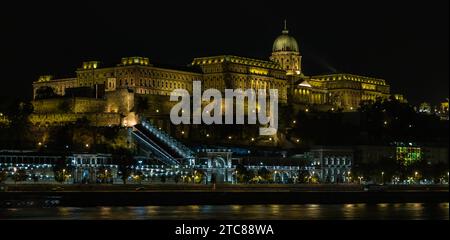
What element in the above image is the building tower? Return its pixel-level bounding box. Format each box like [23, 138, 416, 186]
[270, 20, 302, 75]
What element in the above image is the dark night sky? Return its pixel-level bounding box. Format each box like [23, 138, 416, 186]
[1, 0, 448, 105]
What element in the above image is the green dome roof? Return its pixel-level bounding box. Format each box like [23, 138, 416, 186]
[272, 23, 299, 52]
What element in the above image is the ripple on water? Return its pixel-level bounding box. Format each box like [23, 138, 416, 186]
[0, 203, 448, 220]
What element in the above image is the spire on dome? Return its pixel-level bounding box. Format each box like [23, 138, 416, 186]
[282, 19, 289, 34]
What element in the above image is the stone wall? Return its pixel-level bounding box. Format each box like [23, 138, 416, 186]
[32, 98, 107, 114]
[30, 113, 121, 127]
[73, 98, 106, 113]
[105, 89, 135, 115]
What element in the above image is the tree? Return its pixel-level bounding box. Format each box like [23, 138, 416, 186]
[5, 100, 34, 149]
[0, 170, 8, 183]
[257, 167, 271, 183]
[193, 169, 205, 184]
[58, 99, 72, 113]
[35, 86, 57, 99]
[159, 174, 166, 183]
[235, 163, 253, 183]
[54, 169, 70, 183]
[134, 171, 144, 184]
[97, 167, 112, 183]
[73, 117, 95, 151]
[134, 96, 149, 114]
[297, 169, 310, 183]
[174, 174, 180, 184]
[115, 148, 135, 184]
[13, 169, 27, 183]
[53, 155, 71, 184]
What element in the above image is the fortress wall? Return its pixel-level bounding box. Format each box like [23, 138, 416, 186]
[73, 98, 107, 113]
[30, 113, 121, 127]
[32, 98, 107, 114]
[105, 89, 135, 115]
[32, 99, 64, 113]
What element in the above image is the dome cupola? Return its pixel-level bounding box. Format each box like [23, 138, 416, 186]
[272, 21, 299, 52]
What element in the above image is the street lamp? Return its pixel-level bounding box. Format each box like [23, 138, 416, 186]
[358, 176, 363, 184]
[381, 171, 384, 184]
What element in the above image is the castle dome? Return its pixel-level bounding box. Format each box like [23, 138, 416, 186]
[272, 21, 299, 52]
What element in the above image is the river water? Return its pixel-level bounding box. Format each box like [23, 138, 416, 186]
[0, 203, 448, 220]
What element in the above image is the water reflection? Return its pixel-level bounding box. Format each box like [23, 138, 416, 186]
[0, 203, 448, 220]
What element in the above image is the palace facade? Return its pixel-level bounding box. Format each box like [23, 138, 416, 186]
[32, 24, 394, 129]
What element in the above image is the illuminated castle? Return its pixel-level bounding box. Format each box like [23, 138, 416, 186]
[31, 23, 396, 129]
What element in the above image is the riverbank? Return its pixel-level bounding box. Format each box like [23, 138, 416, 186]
[0, 184, 448, 207]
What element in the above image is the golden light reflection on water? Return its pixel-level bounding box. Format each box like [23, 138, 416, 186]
[1, 203, 448, 220]
[146, 206, 158, 215]
[231, 205, 242, 211]
[378, 203, 388, 208]
[189, 205, 200, 210]
[57, 207, 71, 216]
[270, 204, 280, 215]
[99, 207, 111, 217]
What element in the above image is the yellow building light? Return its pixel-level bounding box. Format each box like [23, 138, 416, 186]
[249, 68, 268, 75]
[362, 83, 376, 90]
